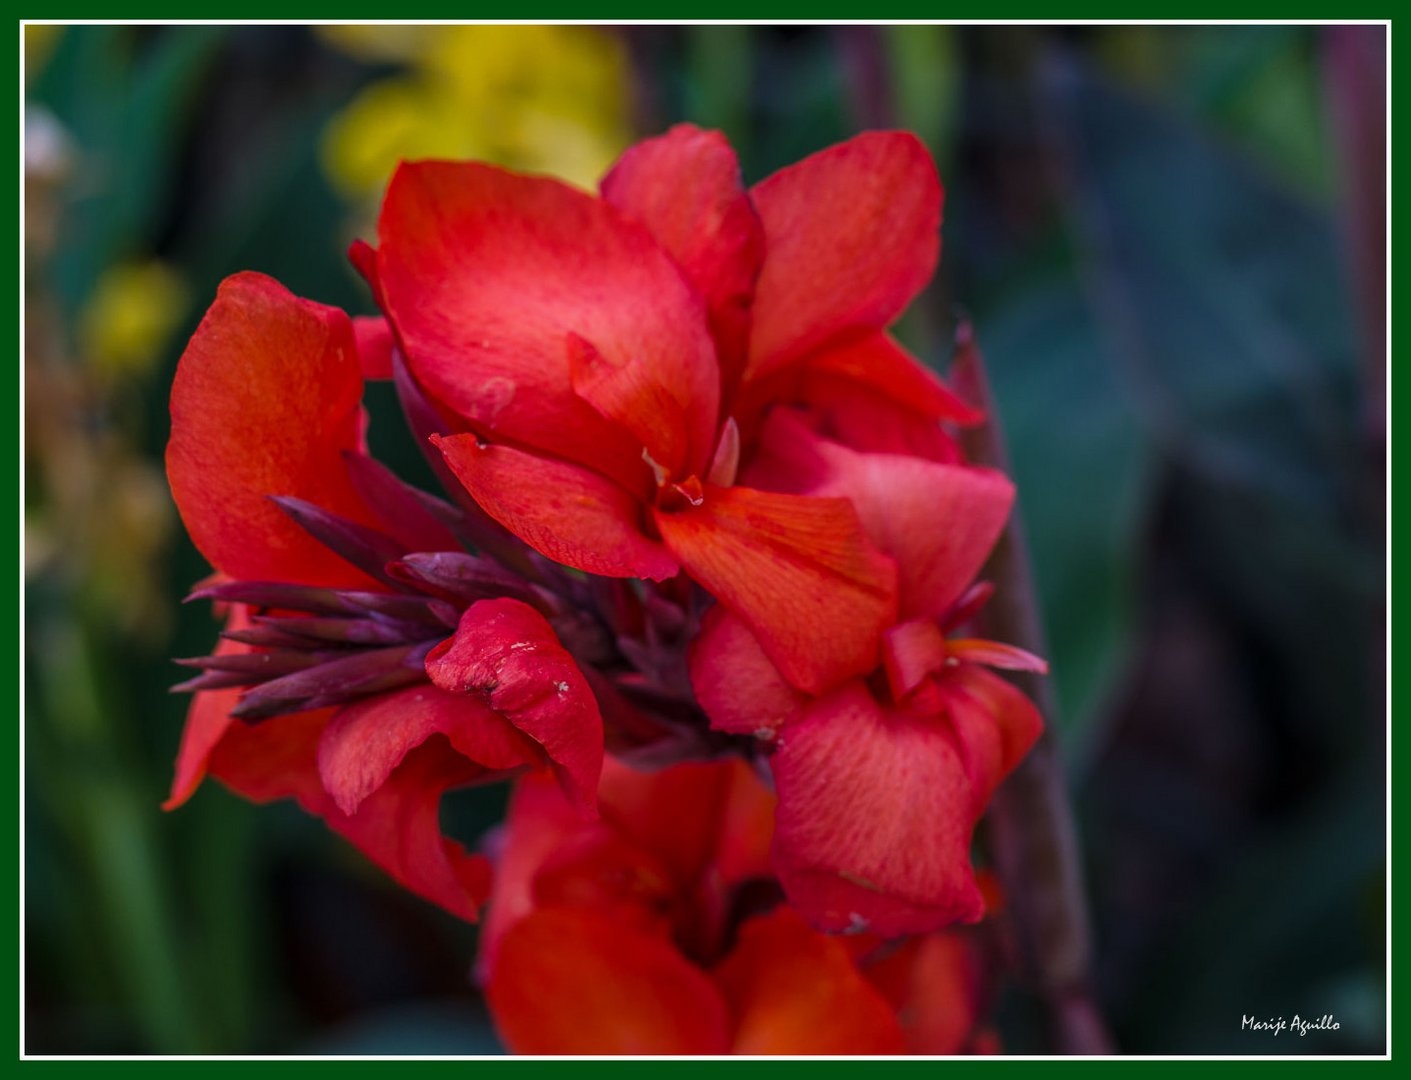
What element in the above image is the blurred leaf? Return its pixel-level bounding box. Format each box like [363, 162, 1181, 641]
[977, 273, 1151, 763]
[1043, 51, 1376, 741]
[684, 26, 754, 162]
[31, 26, 221, 315]
[26, 618, 209, 1052]
[1045, 48, 1358, 501]
[885, 24, 961, 164]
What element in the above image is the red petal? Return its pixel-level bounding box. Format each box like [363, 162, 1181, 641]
[803, 332, 981, 426]
[714, 907, 905, 1055]
[478, 773, 585, 979]
[791, 369, 966, 462]
[317, 684, 542, 816]
[166, 272, 382, 588]
[653, 484, 897, 694]
[862, 933, 984, 1055]
[749, 411, 1013, 620]
[746, 132, 941, 380]
[487, 907, 731, 1054]
[770, 682, 987, 935]
[425, 598, 604, 814]
[938, 665, 1043, 807]
[352, 315, 394, 380]
[434, 434, 678, 581]
[206, 706, 333, 810]
[881, 618, 950, 701]
[688, 606, 807, 737]
[566, 332, 697, 480]
[530, 826, 679, 938]
[203, 702, 492, 922]
[165, 606, 253, 810]
[714, 760, 778, 887]
[596, 756, 734, 889]
[601, 124, 763, 400]
[376, 161, 719, 488]
[322, 737, 494, 922]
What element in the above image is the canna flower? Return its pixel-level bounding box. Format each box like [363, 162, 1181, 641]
[164, 273, 604, 920]
[481, 759, 995, 1055]
[360, 124, 977, 696]
[690, 406, 1044, 936]
[163, 124, 1044, 964]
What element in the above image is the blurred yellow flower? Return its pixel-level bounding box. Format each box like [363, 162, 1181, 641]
[78, 259, 188, 380]
[321, 24, 631, 199]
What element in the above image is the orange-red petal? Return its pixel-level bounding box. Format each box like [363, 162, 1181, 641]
[166, 272, 382, 588]
[435, 435, 679, 581]
[714, 907, 905, 1055]
[749, 411, 1013, 620]
[653, 484, 897, 694]
[487, 907, 731, 1055]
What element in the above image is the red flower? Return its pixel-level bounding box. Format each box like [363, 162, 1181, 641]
[480, 760, 922, 1055]
[480, 758, 1001, 1055]
[690, 409, 1044, 935]
[361, 125, 978, 694]
[165, 273, 603, 921]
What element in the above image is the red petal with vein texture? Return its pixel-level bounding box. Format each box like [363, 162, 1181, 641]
[770, 682, 987, 936]
[317, 684, 543, 816]
[434, 434, 678, 581]
[714, 907, 905, 1055]
[749, 411, 1013, 620]
[425, 598, 604, 814]
[377, 161, 719, 488]
[601, 124, 763, 400]
[746, 132, 941, 380]
[487, 907, 731, 1055]
[937, 665, 1044, 808]
[653, 484, 897, 694]
[166, 272, 382, 588]
[802, 331, 981, 425]
[688, 606, 808, 738]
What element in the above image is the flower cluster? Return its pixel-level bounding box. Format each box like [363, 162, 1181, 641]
[165, 124, 1044, 1053]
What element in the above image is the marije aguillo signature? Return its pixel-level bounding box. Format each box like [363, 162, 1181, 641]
[1243, 1015, 1341, 1037]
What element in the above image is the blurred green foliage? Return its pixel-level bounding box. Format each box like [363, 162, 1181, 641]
[23, 24, 1384, 1055]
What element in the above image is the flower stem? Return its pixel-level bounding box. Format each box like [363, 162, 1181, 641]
[951, 322, 1114, 1055]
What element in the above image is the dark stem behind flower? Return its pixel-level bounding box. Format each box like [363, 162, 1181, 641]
[951, 321, 1114, 1056]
